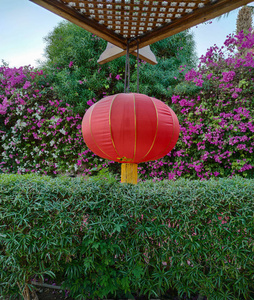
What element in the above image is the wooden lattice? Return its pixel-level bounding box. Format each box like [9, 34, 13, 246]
[63, 0, 209, 38]
[30, 0, 252, 50]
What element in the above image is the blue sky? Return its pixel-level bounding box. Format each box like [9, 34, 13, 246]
[1, 0, 253, 68]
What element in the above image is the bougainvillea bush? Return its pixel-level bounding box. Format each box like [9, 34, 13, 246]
[139, 30, 254, 180]
[0, 30, 253, 179]
[0, 65, 95, 176]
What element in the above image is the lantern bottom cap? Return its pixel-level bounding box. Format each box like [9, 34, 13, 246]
[121, 163, 138, 184]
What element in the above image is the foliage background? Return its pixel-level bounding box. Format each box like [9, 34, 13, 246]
[41, 21, 197, 114]
[0, 22, 253, 180]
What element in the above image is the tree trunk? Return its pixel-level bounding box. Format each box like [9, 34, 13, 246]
[236, 6, 252, 34]
[22, 285, 31, 300]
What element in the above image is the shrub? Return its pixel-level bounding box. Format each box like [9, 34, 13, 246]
[139, 30, 254, 181]
[42, 21, 197, 115]
[0, 174, 254, 299]
[0, 65, 96, 176]
[0, 31, 253, 181]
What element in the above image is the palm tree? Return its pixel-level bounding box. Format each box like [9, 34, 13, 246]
[236, 5, 253, 34]
[216, 4, 254, 55]
[217, 4, 253, 33]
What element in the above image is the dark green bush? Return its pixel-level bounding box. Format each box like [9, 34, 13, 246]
[42, 21, 197, 115]
[0, 175, 254, 299]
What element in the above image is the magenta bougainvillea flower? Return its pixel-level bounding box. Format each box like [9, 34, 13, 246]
[0, 30, 253, 180]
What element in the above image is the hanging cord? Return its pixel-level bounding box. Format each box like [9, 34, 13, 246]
[124, 38, 140, 93]
[127, 45, 131, 93]
[124, 40, 130, 93]
[127, 41, 131, 93]
[136, 39, 140, 93]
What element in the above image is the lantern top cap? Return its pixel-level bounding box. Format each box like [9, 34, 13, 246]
[105, 93, 154, 99]
[30, 0, 252, 51]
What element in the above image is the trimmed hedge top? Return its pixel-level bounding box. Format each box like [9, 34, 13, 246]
[0, 175, 254, 299]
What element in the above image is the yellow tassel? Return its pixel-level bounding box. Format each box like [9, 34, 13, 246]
[121, 163, 138, 184]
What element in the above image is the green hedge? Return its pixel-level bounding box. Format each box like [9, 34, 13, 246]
[0, 175, 254, 299]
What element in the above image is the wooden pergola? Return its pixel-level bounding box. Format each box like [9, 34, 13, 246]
[30, 0, 252, 63]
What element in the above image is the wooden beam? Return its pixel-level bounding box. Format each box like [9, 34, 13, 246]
[97, 43, 157, 65]
[130, 0, 253, 50]
[29, 0, 126, 49]
[30, 0, 253, 54]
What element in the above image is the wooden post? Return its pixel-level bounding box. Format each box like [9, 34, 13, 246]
[121, 163, 138, 184]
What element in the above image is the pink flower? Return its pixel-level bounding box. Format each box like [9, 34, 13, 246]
[168, 172, 175, 180]
[23, 81, 31, 89]
[69, 61, 74, 68]
[87, 99, 94, 106]
[221, 71, 235, 82]
[115, 74, 121, 80]
[171, 95, 180, 103]
[185, 68, 197, 81]
[193, 77, 204, 87]
[206, 73, 213, 80]
[0, 98, 9, 115]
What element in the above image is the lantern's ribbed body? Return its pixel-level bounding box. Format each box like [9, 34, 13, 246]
[82, 93, 180, 164]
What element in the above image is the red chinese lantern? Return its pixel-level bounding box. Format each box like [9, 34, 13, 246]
[82, 93, 180, 184]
